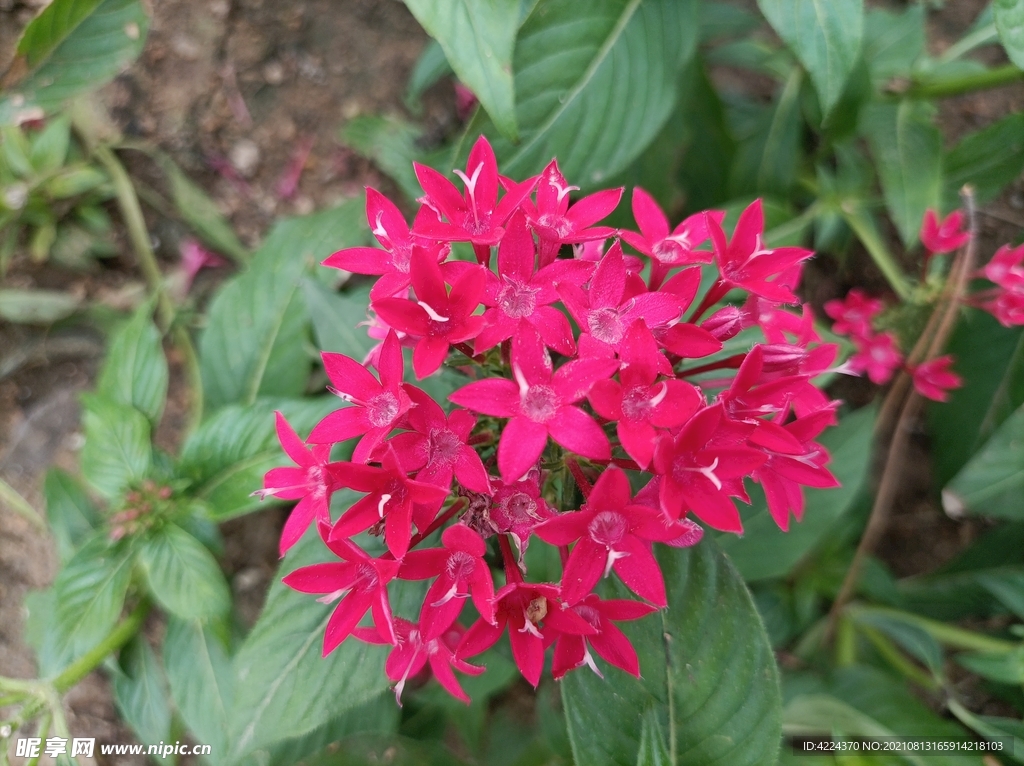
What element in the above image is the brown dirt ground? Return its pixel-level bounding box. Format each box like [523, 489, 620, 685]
[1, 0, 1023, 764]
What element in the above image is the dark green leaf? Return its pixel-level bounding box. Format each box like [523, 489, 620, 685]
[199, 200, 365, 410]
[677, 60, 735, 210]
[403, 0, 520, 140]
[946, 404, 1024, 519]
[862, 5, 925, 87]
[52, 534, 133, 661]
[718, 406, 875, 582]
[727, 72, 803, 198]
[176, 397, 337, 520]
[405, 40, 453, 112]
[561, 540, 781, 766]
[28, 114, 71, 173]
[163, 616, 234, 757]
[862, 99, 943, 246]
[302, 280, 375, 359]
[757, 0, 864, 115]
[978, 570, 1024, 620]
[0, 0, 150, 125]
[636, 707, 671, 766]
[137, 523, 230, 620]
[339, 116, 424, 201]
[0, 288, 81, 323]
[79, 393, 152, 499]
[957, 648, 1024, 685]
[698, 3, 760, 43]
[476, 0, 699, 189]
[112, 636, 172, 745]
[43, 468, 100, 561]
[96, 301, 167, 425]
[996, 0, 1024, 70]
[944, 112, 1024, 207]
[851, 611, 944, 674]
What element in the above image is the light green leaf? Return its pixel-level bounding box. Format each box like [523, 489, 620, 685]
[302, 280, 375, 359]
[405, 40, 453, 112]
[561, 540, 781, 766]
[340, 116, 424, 202]
[52, 534, 134, 662]
[97, 301, 168, 425]
[957, 647, 1024, 684]
[79, 393, 152, 499]
[862, 5, 925, 86]
[403, 0, 520, 140]
[475, 0, 699, 188]
[996, 0, 1024, 70]
[718, 406, 875, 582]
[944, 112, 1024, 207]
[946, 404, 1024, 519]
[163, 616, 234, 758]
[43, 166, 107, 199]
[862, 99, 943, 246]
[111, 636, 172, 745]
[0, 0, 150, 126]
[43, 468, 100, 562]
[0, 288, 82, 324]
[757, 0, 864, 115]
[28, 114, 71, 173]
[137, 523, 230, 620]
[176, 397, 337, 520]
[199, 200, 366, 410]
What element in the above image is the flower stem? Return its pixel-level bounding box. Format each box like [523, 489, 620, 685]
[0, 476, 46, 532]
[905, 64, 1024, 99]
[849, 605, 1016, 654]
[566, 459, 592, 499]
[406, 499, 465, 552]
[499, 534, 521, 583]
[840, 203, 912, 301]
[52, 600, 150, 693]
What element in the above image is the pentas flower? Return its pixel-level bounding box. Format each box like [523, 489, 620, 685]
[451, 327, 617, 483]
[983, 243, 1024, 290]
[824, 289, 884, 339]
[550, 595, 656, 679]
[523, 159, 622, 267]
[849, 331, 903, 385]
[372, 248, 486, 378]
[910, 356, 962, 402]
[283, 528, 401, 652]
[309, 330, 411, 463]
[413, 136, 538, 264]
[356, 619, 483, 704]
[256, 412, 340, 557]
[920, 208, 970, 255]
[486, 469, 556, 562]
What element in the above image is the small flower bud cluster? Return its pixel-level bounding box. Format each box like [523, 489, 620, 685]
[109, 480, 174, 541]
[261, 136, 843, 702]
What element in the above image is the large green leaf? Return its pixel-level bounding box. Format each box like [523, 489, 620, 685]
[199, 200, 366, 410]
[43, 467, 100, 562]
[163, 616, 234, 758]
[403, 0, 520, 141]
[718, 406, 875, 582]
[111, 636, 172, 745]
[137, 523, 230, 620]
[176, 397, 337, 520]
[302, 281, 375, 359]
[931, 310, 1024, 487]
[861, 99, 943, 247]
[996, 0, 1024, 70]
[52, 534, 134, 661]
[339, 116, 423, 202]
[944, 112, 1024, 207]
[79, 393, 152, 499]
[472, 0, 698, 188]
[96, 302, 168, 426]
[677, 59, 736, 210]
[757, 0, 864, 115]
[226, 509, 421, 760]
[946, 404, 1024, 519]
[561, 540, 781, 766]
[0, 0, 150, 126]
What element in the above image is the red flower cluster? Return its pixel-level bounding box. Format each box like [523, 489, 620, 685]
[978, 242, 1024, 327]
[261, 137, 844, 703]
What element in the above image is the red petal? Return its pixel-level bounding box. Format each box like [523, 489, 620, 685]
[323, 590, 374, 655]
[323, 246, 389, 274]
[548, 406, 610, 461]
[322, 353, 382, 401]
[497, 416, 549, 484]
[631, 186, 669, 242]
[613, 537, 666, 606]
[449, 378, 519, 417]
[308, 407, 370, 444]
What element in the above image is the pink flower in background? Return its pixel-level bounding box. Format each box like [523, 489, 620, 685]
[910, 356, 963, 402]
[824, 288, 884, 339]
[848, 331, 903, 385]
[920, 209, 970, 254]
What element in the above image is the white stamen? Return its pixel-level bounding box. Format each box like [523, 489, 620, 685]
[698, 457, 722, 490]
[518, 613, 543, 638]
[582, 645, 604, 678]
[664, 231, 692, 249]
[552, 179, 579, 204]
[604, 548, 630, 579]
[512, 361, 530, 398]
[430, 582, 469, 607]
[316, 588, 347, 604]
[453, 162, 484, 223]
[648, 382, 669, 408]
[371, 211, 389, 243]
[417, 301, 450, 322]
[327, 386, 363, 405]
[377, 493, 392, 518]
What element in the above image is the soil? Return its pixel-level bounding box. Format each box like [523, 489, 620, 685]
[0, 0, 1023, 764]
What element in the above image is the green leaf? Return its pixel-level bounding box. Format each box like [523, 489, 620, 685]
[718, 406, 875, 582]
[1, 125, 34, 176]
[43, 166, 107, 199]
[561, 539, 781, 766]
[43, 468, 100, 561]
[677, 59, 735, 210]
[29, 114, 71, 173]
[163, 616, 234, 757]
[403, 0, 520, 141]
[79, 393, 152, 499]
[227, 520, 402, 759]
[946, 404, 1024, 519]
[176, 397, 337, 520]
[339, 115, 424, 201]
[199, 200, 365, 410]
[996, 0, 1024, 70]
[862, 5, 924, 87]
[944, 112, 1024, 207]
[52, 534, 134, 661]
[636, 707, 671, 766]
[97, 301, 168, 425]
[111, 636, 172, 745]
[405, 40, 453, 112]
[0, 287, 82, 324]
[862, 99, 943, 247]
[137, 523, 230, 620]
[757, 0, 864, 115]
[957, 648, 1024, 685]
[302, 280, 375, 359]
[0, 0, 150, 126]
[475, 0, 699, 188]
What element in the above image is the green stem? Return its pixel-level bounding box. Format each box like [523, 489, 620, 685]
[907, 64, 1024, 99]
[52, 600, 149, 693]
[849, 606, 1017, 654]
[841, 203, 913, 301]
[24, 713, 49, 766]
[859, 625, 941, 691]
[0, 477, 46, 532]
[835, 616, 857, 666]
[937, 23, 998, 65]
[94, 145, 174, 330]
[172, 325, 204, 434]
